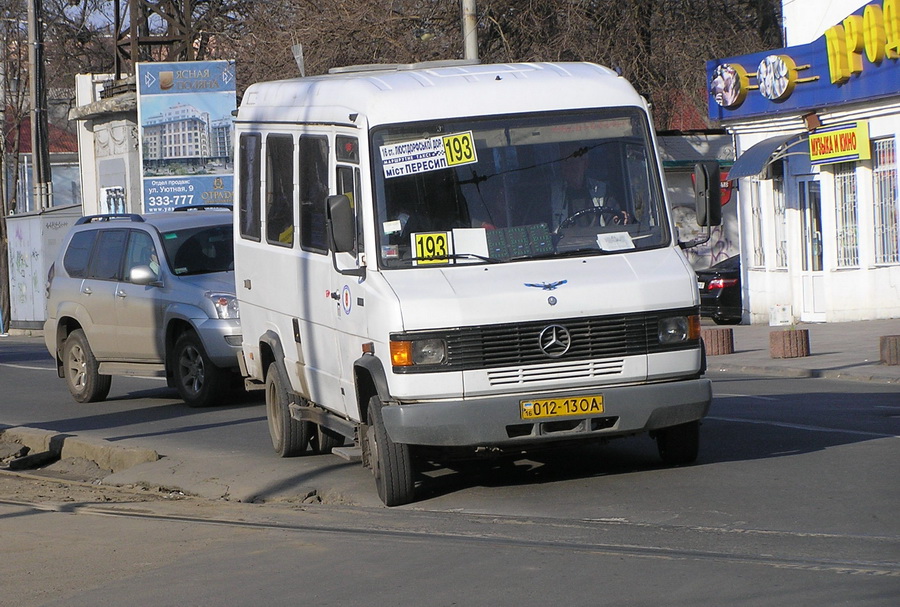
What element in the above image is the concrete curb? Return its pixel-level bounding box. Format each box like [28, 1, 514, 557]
[708, 363, 900, 384]
[0, 425, 160, 473]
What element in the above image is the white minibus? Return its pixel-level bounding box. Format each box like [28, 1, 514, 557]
[234, 61, 720, 505]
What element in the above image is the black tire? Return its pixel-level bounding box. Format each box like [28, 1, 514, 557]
[366, 395, 415, 506]
[713, 316, 741, 326]
[656, 420, 700, 465]
[265, 362, 310, 457]
[172, 331, 225, 407]
[62, 329, 111, 403]
[310, 424, 345, 455]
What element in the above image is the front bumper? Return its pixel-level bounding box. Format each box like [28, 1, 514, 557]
[194, 318, 242, 368]
[380, 378, 711, 447]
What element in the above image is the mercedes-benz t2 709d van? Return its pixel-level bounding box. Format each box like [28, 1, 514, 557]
[234, 61, 721, 506]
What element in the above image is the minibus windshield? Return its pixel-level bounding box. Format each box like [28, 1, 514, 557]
[372, 108, 670, 268]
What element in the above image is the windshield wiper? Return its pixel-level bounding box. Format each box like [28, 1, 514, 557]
[410, 252, 503, 264]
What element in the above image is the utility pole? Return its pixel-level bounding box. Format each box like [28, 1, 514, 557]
[27, 0, 51, 211]
[462, 0, 478, 62]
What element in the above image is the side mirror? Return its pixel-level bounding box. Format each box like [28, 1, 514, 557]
[694, 161, 722, 227]
[129, 265, 159, 286]
[327, 194, 356, 254]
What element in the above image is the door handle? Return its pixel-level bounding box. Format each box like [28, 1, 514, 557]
[117, 290, 127, 298]
[81, 287, 92, 295]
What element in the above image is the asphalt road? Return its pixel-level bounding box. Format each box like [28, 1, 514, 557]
[2, 335, 899, 605]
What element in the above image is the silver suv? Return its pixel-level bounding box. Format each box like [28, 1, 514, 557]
[44, 206, 241, 407]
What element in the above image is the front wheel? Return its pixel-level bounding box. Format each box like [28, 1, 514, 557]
[366, 396, 415, 506]
[62, 329, 111, 403]
[172, 331, 225, 407]
[656, 420, 700, 465]
[266, 362, 310, 457]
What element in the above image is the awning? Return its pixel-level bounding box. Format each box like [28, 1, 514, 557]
[727, 132, 808, 180]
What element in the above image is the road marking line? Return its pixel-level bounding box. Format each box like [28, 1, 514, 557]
[0, 363, 54, 371]
[707, 416, 900, 439]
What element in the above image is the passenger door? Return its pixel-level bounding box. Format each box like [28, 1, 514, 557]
[115, 230, 165, 361]
[332, 134, 368, 418]
[81, 229, 128, 360]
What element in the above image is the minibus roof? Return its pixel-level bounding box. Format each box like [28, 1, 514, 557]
[236, 62, 646, 128]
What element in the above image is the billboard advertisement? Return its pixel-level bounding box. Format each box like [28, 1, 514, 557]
[136, 60, 236, 212]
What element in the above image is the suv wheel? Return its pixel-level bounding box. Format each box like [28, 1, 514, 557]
[62, 329, 112, 403]
[173, 331, 225, 407]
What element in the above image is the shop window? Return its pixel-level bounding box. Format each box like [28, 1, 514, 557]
[873, 139, 899, 265]
[750, 179, 766, 268]
[833, 162, 859, 268]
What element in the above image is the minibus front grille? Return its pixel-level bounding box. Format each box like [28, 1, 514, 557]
[392, 307, 699, 373]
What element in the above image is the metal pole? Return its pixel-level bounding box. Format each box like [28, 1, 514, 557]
[27, 0, 51, 211]
[462, 0, 478, 62]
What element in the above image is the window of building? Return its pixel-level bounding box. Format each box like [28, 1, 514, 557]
[750, 179, 766, 267]
[833, 162, 859, 267]
[772, 168, 788, 269]
[298, 136, 330, 253]
[266, 135, 295, 247]
[873, 138, 899, 265]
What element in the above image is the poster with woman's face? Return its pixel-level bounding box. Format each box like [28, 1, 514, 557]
[710, 64, 748, 109]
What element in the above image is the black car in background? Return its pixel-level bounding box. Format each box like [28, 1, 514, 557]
[697, 255, 742, 325]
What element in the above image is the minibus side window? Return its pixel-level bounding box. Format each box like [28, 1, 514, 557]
[336, 164, 361, 256]
[239, 133, 262, 241]
[265, 134, 295, 247]
[298, 136, 329, 254]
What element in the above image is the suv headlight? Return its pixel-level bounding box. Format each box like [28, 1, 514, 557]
[208, 293, 240, 319]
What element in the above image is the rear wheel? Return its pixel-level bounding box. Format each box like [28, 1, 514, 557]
[366, 395, 415, 506]
[173, 332, 225, 407]
[265, 362, 310, 457]
[62, 329, 111, 403]
[656, 420, 700, 465]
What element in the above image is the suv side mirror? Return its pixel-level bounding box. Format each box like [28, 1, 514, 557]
[129, 265, 160, 286]
[694, 161, 722, 227]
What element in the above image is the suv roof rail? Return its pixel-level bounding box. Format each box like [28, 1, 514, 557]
[76, 213, 144, 225]
[172, 204, 233, 212]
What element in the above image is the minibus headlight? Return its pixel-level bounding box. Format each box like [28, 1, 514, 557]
[658, 315, 700, 344]
[391, 339, 447, 366]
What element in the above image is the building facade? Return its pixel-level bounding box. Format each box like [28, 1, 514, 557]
[708, 0, 900, 323]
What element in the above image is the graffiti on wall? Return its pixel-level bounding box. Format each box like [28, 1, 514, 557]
[672, 204, 738, 268]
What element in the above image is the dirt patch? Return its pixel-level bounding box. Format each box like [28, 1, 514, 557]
[0, 470, 194, 505]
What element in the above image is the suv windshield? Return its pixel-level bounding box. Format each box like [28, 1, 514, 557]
[372, 108, 669, 268]
[161, 224, 234, 275]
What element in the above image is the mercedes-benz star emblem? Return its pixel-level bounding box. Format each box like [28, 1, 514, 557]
[538, 325, 572, 358]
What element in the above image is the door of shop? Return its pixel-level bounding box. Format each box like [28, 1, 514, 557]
[798, 178, 825, 321]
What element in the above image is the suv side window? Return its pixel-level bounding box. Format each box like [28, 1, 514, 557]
[63, 231, 98, 278]
[87, 229, 127, 280]
[124, 230, 160, 280]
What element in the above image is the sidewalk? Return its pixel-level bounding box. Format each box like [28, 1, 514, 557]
[702, 318, 900, 384]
